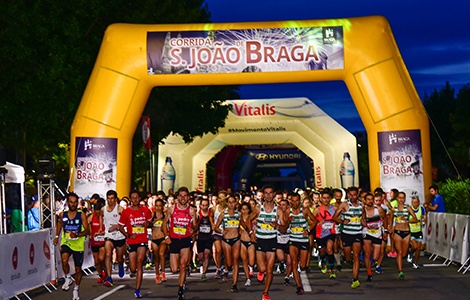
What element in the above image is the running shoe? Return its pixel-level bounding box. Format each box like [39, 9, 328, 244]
[257, 272, 265, 282]
[178, 290, 185, 300]
[186, 266, 191, 277]
[230, 285, 239, 293]
[130, 271, 137, 278]
[329, 270, 336, 279]
[375, 266, 383, 274]
[201, 273, 207, 281]
[351, 279, 361, 289]
[279, 262, 286, 273]
[284, 277, 291, 286]
[407, 254, 413, 263]
[134, 289, 142, 298]
[156, 274, 162, 284]
[97, 276, 103, 285]
[249, 267, 254, 277]
[321, 264, 328, 274]
[214, 269, 222, 279]
[101, 270, 107, 281]
[119, 264, 125, 278]
[245, 278, 251, 286]
[398, 271, 405, 280]
[412, 263, 420, 269]
[103, 277, 114, 287]
[262, 292, 271, 300]
[72, 289, 80, 300]
[390, 251, 397, 258]
[222, 272, 229, 281]
[161, 272, 167, 282]
[367, 275, 373, 282]
[62, 277, 73, 291]
[296, 286, 305, 295]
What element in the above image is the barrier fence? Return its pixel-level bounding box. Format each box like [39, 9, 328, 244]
[0, 228, 95, 300]
[426, 212, 470, 272]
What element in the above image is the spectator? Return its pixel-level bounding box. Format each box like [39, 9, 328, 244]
[427, 184, 445, 213]
[27, 195, 41, 231]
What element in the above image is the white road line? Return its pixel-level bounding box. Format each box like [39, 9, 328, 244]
[300, 271, 312, 292]
[92, 284, 125, 300]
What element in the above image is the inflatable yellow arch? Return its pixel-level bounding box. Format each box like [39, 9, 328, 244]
[70, 16, 430, 202]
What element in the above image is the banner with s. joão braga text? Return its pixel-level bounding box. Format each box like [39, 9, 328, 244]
[73, 137, 117, 199]
[378, 130, 424, 205]
[147, 26, 344, 75]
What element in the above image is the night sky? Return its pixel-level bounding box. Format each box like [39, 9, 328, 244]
[204, 0, 470, 132]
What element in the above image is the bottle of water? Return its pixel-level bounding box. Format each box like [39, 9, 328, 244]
[161, 156, 176, 193]
[340, 152, 355, 188]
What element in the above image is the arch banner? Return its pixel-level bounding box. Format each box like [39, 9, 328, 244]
[158, 97, 357, 193]
[69, 16, 430, 199]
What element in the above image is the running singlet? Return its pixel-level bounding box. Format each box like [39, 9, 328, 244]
[212, 207, 223, 237]
[364, 206, 383, 239]
[277, 224, 290, 245]
[342, 200, 363, 235]
[169, 205, 193, 239]
[119, 205, 152, 245]
[104, 205, 126, 240]
[410, 205, 425, 233]
[394, 205, 410, 225]
[61, 210, 85, 251]
[289, 208, 309, 243]
[197, 212, 212, 240]
[223, 208, 240, 229]
[256, 205, 278, 240]
[90, 213, 105, 247]
[152, 213, 164, 229]
[315, 205, 336, 239]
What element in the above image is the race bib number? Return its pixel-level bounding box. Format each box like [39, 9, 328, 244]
[260, 223, 274, 230]
[174, 226, 187, 235]
[367, 228, 379, 234]
[94, 234, 105, 242]
[199, 225, 211, 233]
[349, 217, 361, 223]
[227, 219, 239, 227]
[65, 232, 78, 240]
[153, 220, 163, 227]
[132, 226, 145, 234]
[291, 226, 304, 233]
[322, 222, 334, 230]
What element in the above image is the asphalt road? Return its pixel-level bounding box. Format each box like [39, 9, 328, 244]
[19, 255, 470, 300]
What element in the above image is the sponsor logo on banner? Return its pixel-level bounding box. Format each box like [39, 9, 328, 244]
[12, 247, 18, 270]
[315, 166, 322, 188]
[29, 244, 35, 265]
[196, 169, 204, 192]
[43, 240, 50, 260]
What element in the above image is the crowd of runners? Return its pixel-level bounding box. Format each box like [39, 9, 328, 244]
[53, 183, 442, 300]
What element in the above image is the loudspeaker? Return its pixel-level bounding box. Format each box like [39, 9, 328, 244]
[0, 144, 6, 166]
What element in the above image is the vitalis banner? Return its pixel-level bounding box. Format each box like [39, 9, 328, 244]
[73, 137, 117, 199]
[147, 26, 344, 74]
[378, 130, 424, 204]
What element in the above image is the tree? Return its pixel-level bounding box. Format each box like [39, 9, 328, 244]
[423, 82, 457, 180]
[0, 0, 238, 186]
[449, 84, 470, 178]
